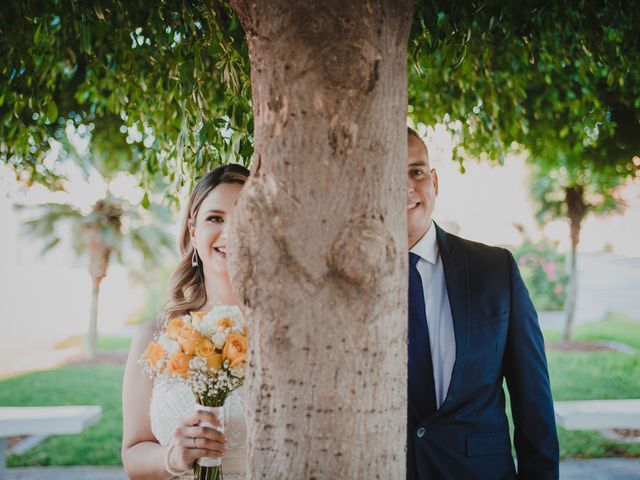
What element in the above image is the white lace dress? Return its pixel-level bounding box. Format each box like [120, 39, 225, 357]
[150, 379, 248, 479]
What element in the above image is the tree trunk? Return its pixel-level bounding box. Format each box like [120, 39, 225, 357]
[227, 1, 412, 478]
[85, 279, 101, 360]
[563, 241, 578, 342]
[84, 223, 111, 360]
[562, 186, 587, 342]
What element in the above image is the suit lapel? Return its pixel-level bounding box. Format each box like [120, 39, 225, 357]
[435, 224, 470, 409]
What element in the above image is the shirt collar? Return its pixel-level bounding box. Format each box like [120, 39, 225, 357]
[409, 220, 438, 265]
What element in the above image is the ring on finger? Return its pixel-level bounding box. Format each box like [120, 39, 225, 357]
[192, 437, 197, 449]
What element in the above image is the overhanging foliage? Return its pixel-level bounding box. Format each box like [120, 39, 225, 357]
[1, 1, 639, 195]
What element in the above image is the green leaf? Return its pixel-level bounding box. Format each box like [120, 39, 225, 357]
[41, 237, 61, 254]
[46, 100, 58, 123]
[80, 23, 92, 54]
[34, 22, 43, 46]
[141, 192, 150, 209]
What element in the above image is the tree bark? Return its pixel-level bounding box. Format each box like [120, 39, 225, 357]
[227, 1, 412, 478]
[562, 186, 587, 342]
[563, 242, 578, 342]
[85, 279, 101, 360]
[84, 223, 111, 360]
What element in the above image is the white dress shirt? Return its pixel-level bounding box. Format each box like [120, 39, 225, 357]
[409, 221, 456, 409]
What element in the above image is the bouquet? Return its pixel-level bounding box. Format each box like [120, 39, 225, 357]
[141, 305, 248, 480]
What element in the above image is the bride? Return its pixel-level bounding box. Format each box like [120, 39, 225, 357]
[122, 164, 250, 479]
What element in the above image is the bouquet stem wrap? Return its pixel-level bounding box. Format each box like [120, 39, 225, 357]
[196, 403, 225, 467]
[194, 402, 226, 480]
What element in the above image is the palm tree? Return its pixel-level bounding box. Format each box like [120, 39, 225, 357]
[17, 118, 175, 359]
[20, 194, 174, 359]
[22, 194, 173, 359]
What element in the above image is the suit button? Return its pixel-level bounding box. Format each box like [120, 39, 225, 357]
[416, 427, 426, 438]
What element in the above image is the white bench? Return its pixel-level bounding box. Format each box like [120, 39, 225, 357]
[554, 399, 640, 441]
[0, 406, 102, 480]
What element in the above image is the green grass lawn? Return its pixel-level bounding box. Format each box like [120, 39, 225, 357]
[1, 313, 638, 466]
[539, 312, 640, 458]
[0, 365, 124, 466]
[544, 312, 640, 350]
[547, 350, 640, 458]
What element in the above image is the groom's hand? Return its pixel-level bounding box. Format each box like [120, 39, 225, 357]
[170, 411, 227, 471]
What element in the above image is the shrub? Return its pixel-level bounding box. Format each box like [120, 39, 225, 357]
[512, 237, 568, 311]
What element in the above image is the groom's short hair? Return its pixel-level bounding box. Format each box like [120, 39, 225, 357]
[407, 126, 429, 161]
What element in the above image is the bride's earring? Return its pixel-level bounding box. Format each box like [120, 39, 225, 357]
[191, 243, 199, 268]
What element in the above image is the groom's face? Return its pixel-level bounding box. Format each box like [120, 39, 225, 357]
[407, 134, 438, 248]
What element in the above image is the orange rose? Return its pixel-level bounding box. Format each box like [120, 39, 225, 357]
[144, 342, 166, 369]
[166, 318, 185, 339]
[222, 333, 248, 364]
[167, 352, 192, 378]
[195, 338, 216, 357]
[229, 354, 247, 368]
[195, 339, 223, 370]
[177, 325, 205, 355]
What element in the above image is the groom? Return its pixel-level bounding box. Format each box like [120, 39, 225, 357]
[405, 127, 559, 479]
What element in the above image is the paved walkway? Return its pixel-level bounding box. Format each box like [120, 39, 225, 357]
[5, 466, 127, 479]
[560, 458, 640, 479]
[5, 459, 640, 479]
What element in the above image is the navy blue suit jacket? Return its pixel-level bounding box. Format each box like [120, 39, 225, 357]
[407, 225, 559, 479]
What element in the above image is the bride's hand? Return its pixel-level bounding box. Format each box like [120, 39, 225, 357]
[168, 410, 226, 472]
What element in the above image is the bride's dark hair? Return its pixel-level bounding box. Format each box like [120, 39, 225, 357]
[160, 164, 249, 325]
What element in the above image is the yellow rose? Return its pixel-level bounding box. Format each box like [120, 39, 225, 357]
[144, 342, 166, 369]
[166, 318, 185, 339]
[229, 354, 247, 368]
[177, 325, 205, 355]
[195, 339, 223, 370]
[167, 352, 192, 378]
[207, 352, 224, 370]
[222, 333, 248, 364]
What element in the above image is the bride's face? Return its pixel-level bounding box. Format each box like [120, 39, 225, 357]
[190, 182, 244, 275]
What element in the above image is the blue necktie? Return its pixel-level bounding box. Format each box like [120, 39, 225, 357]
[408, 252, 436, 425]
[407, 253, 436, 480]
